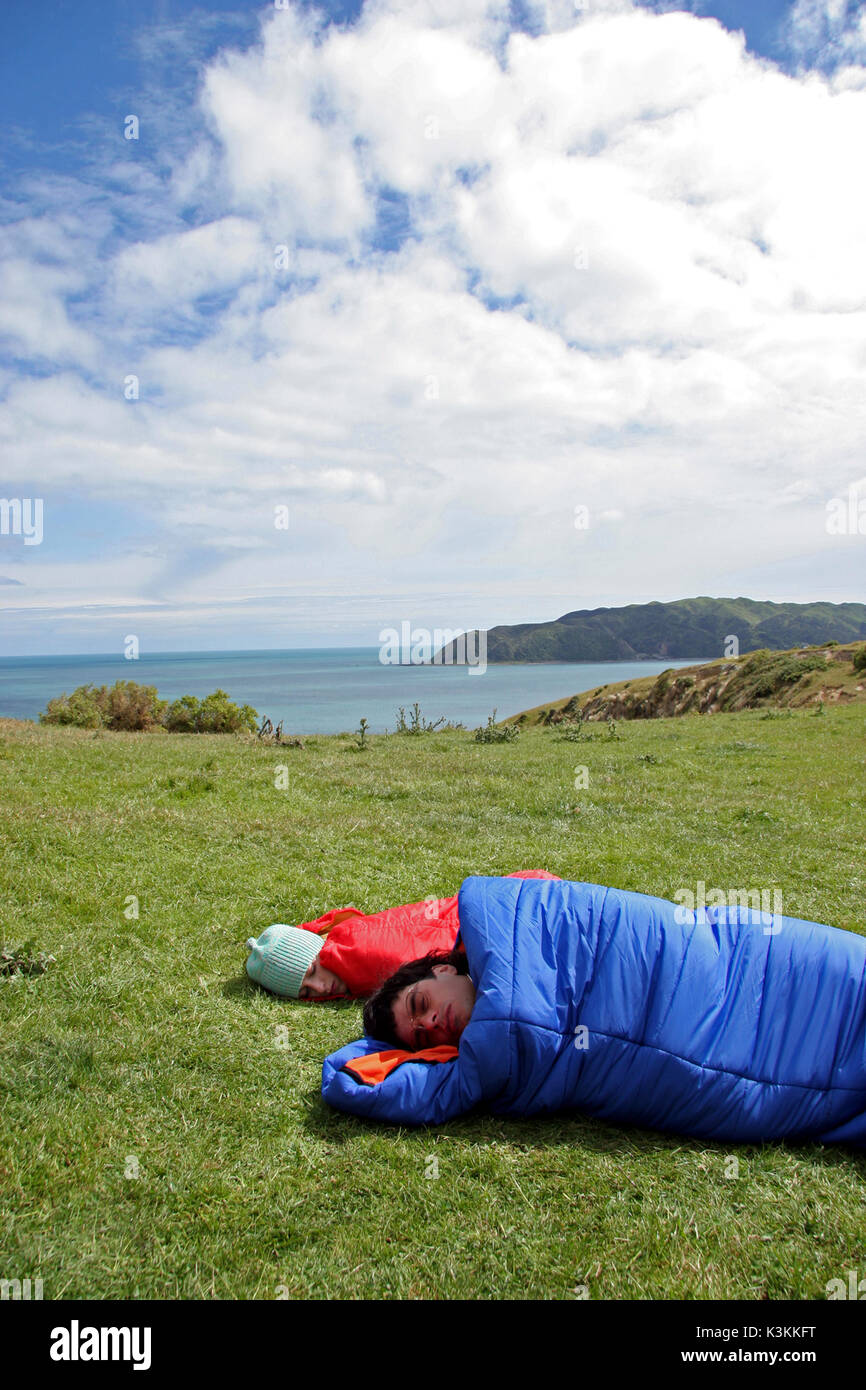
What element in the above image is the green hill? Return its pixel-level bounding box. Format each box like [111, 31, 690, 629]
[435, 596, 866, 663]
[507, 641, 866, 726]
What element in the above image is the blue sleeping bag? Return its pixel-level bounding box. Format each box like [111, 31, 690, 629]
[321, 876, 866, 1146]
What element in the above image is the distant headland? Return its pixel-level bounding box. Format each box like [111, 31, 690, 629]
[434, 597, 866, 664]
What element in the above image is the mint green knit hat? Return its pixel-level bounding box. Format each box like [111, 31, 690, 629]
[245, 924, 323, 998]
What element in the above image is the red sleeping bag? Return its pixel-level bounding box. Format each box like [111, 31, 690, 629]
[295, 870, 561, 997]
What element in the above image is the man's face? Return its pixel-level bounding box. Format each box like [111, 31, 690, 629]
[298, 957, 349, 999]
[392, 964, 476, 1049]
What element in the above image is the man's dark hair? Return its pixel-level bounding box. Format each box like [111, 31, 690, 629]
[363, 947, 470, 1049]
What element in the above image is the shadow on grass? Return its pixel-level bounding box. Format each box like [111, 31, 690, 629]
[298, 1083, 866, 1170]
[222, 972, 259, 998]
[220, 971, 360, 1011]
[222, 975, 866, 1172]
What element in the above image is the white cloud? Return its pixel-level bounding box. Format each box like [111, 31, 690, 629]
[786, 0, 866, 68]
[199, 6, 373, 244]
[0, 258, 99, 366]
[2, 0, 866, 647]
[109, 217, 265, 312]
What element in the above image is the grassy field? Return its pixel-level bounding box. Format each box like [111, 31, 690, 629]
[1, 704, 865, 1300]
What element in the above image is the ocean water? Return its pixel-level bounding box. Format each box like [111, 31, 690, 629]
[0, 648, 711, 734]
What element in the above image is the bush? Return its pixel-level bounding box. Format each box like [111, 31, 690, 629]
[41, 681, 167, 731]
[394, 703, 446, 734]
[105, 681, 168, 731]
[163, 695, 199, 733]
[474, 710, 519, 743]
[556, 708, 587, 740]
[40, 684, 104, 728]
[164, 690, 258, 734]
[852, 646, 866, 673]
[42, 683, 257, 734]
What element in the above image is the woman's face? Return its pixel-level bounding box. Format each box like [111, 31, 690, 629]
[298, 957, 350, 999]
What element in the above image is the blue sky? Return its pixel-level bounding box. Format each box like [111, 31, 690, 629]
[0, 1, 834, 155]
[1, 0, 865, 654]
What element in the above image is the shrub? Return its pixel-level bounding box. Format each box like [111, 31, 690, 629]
[40, 681, 167, 731]
[163, 695, 199, 733]
[852, 646, 866, 673]
[558, 709, 586, 740]
[165, 690, 258, 734]
[394, 703, 446, 734]
[474, 709, 519, 743]
[105, 681, 168, 731]
[197, 690, 258, 733]
[40, 684, 103, 728]
[42, 683, 257, 734]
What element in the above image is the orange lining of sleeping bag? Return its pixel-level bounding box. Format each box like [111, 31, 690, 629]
[303, 907, 364, 937]
[342, 1045, 459, 1086]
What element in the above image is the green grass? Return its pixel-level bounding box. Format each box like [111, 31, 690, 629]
[1, 707, 865, 1299]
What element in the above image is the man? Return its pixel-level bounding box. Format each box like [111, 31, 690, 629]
[362, 948, 476, 1047]
[325, 875, 866, 1147]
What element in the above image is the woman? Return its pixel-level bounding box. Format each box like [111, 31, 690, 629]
[245, 869, 560, 1000]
